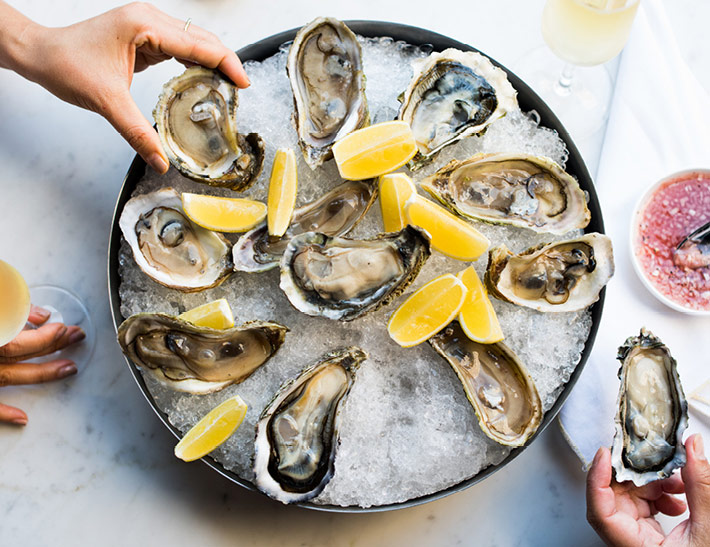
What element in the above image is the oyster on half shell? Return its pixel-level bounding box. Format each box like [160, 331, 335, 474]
[117, 313, 288, 394]
[280, 226, 431, 321]
[429, 322, 542, 447]
[287, 17, 369, 169]
[119, 188, 232, 291]
[611, 329, 688, 486]
[253, 347, 366, 504]
[154, 67, 265, 191]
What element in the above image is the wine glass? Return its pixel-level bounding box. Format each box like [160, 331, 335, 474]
[515, 0, 640, 140]
[0, 260, 95, 368]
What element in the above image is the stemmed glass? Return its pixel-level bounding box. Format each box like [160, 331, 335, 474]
[515, 0, 640, 139]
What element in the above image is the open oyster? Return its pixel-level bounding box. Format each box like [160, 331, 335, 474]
[119, 188, 232, 291]
[253, 347, 366, 504]
[611, 329, 688, 486]
[287, 17, 369, 169]
[485, 233, 614, 313]
[233, 180, 378, 272]
[280, 226, 431, 321]
[429, 322, 542, 447]
[117, 313, 287, 394]
[154, 67, 264, 191]
[421, 153, 590, 234]
[398, 49, 517, 168]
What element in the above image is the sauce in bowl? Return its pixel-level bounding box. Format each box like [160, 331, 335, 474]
[632, 170, 710, 313]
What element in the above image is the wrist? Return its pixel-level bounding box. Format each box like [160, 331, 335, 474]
[0, 3, 45, 77]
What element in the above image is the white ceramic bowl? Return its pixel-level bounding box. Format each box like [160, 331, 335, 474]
[629, 168, 710, 315]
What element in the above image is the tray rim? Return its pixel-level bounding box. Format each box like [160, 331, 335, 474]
[108, 19, 605, 513]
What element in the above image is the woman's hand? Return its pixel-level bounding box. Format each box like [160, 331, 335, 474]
[2, 2, 249, 174]
[587, 434, 710, 546]
[0, 305, 85, 425]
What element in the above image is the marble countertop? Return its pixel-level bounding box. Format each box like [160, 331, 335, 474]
[1, 1, 708, 545]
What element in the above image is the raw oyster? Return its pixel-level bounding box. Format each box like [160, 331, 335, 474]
[233, 180, 378, 272]
[117, 313, 287, 394]
[280, 226, 431, 321]
[611, 329, 688, 486]
[429, 322, 542, 447]
[485, 233, 614, 313]
[253, 347, 366, 504]
[398, 48, 517, 168]
[421, 153, 590, 234]
[119, 188, 232, 291]
[287, 17, 368, 168]
[154, 66, 265, 191]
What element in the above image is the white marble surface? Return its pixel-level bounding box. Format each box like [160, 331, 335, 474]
[0, 1, 707, 545]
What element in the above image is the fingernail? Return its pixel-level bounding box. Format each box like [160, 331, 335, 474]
[149, 153, 169, 175]
[68, 329, 86, 344]
[694, 435, 706, 461]
[592, 446, 604, 465]
[12, 416, 27, 425]
[34, 306, 50, 320]
[57, 364, 77, 379]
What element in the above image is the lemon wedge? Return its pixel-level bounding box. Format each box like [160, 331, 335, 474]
[379, 173, 416, 232]
[388, 273, 467, 347]
[332, 121, 417, 180]
[267, 148, 298, 236]
[404, 196, 489, 260]
[178, 298, 235, 330]
[182, 193, 266, 233]
[456, 266, 504, 343]
[174, 395, 248, 462]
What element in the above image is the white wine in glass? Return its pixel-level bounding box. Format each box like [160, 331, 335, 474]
[0, 260, 31, 346]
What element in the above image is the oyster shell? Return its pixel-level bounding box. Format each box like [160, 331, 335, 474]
[117, 313, 288, 394]
[253, 347, 366, 504]
[485, 233, 614, 313]
[429, 322, 542, 447]
[279, 226, 431, 321]
[154, 67, 265, 191]
[611, 328, 688, 486]
[119, 188, 232, 291]
[421, 153, 590, 234]
[287, 17, 369, 168]
[233, 180, 378, 272]
[398, 48, 517, 168]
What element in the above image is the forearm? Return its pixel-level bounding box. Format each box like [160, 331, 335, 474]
[0, 2, 43, 77]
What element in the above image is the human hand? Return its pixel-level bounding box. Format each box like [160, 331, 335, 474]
[9, 2, 249, 174]
[0, 305, 85, 425]
[587, 434, 710, 546]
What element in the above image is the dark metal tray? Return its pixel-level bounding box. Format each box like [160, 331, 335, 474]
[108, 20, 605, 513]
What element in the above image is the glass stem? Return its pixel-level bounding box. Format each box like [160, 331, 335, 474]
[555, 63, 575, 97]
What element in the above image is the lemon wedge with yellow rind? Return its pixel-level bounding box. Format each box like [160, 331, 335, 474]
[178, 298, 235, 330]
[456, 266, 504, 344]
[378, 173, 416, 232]
[332, 121, 417, 180]
[267, 148, 298, 237]
[404, 195, 489, 261]
[387, 273, 467, 347]
[182, 193, 266, 233]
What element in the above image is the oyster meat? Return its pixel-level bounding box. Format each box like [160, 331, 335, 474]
[253, 347, 366, 504]
[154, 67, 265, 191]
[119, 188, 232, 291]
[117, 313, 287, 394]
[233, 180, 378, 272]
[611, 329, 688, 486]
[280, 226, 431, 321]
[485, 233, 614, 313]
[421, 153, 590, 234]
[398, 48, 517, 168]
[429, 322, 542, 447]
[287, 17, 369, 168]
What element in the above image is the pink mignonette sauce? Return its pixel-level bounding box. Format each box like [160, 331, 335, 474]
[634, 171, 710, 311]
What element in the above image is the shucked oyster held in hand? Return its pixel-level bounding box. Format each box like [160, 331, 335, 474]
[287, 17, 369, 169]
[154, 67, 265, 190]
[611, 329, 688, 486]
[117, 312, 287, 394]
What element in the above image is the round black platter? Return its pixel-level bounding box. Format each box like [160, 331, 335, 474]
[108, 20, 605, 512]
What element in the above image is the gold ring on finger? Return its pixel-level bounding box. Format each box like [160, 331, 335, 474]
[184, 18, 192, 32]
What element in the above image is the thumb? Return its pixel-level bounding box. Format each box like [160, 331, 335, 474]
[104, 90, 169, 174]
[682, 434, 710, 538]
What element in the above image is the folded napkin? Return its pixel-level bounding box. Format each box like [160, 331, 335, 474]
[559, 0, 710, 470]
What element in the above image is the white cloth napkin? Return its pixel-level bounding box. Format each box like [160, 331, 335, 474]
[559, 0, 710, 470]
